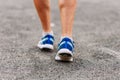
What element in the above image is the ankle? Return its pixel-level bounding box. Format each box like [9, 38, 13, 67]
[60, 36, 73, 41]
[42, 31, 54, 36]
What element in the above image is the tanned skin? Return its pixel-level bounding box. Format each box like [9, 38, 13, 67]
[34, 0, 76, 37]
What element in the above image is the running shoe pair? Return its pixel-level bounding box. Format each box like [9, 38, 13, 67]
[37, 34, 74, 62]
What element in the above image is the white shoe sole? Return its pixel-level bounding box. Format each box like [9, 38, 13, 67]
[55, 49, 73, 62]
[37, 43, 54, 50]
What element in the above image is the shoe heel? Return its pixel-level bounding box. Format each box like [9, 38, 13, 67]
[55, 53, 73, 62]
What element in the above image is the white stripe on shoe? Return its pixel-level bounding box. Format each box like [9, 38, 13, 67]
[37, 43, 54, 50]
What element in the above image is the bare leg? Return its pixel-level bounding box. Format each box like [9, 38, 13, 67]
[59, 0, 77, 38]
[34, 0, 51, 33]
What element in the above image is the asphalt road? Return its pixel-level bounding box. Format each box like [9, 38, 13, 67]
[0, 0, 120, 80]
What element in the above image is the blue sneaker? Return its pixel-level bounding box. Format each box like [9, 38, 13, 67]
[37, 34, 54, 51]
[55, 37, 74, 62]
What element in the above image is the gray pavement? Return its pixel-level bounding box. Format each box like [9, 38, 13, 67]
[0, 0, 120, 80]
